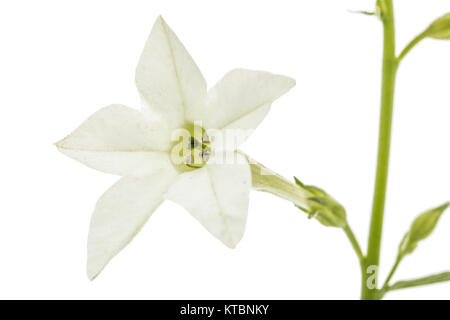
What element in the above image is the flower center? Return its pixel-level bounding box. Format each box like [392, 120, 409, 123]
[170, 123, 211, 171]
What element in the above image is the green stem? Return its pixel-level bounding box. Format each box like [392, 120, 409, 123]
[385, 271, 450, 292]
[378, 271, 450, 298]
[343, 225, 366, 297]
[382, 254, 402, 289]
[343, 225, 365, 273]
[397, 31, 427, 63]
[362, 0, 398, 300]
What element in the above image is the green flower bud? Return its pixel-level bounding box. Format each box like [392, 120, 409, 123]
[399, 202, 449, 257]
[425, 13, 450, 40]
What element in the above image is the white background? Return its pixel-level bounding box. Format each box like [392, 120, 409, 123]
[0, 0, 449, 300]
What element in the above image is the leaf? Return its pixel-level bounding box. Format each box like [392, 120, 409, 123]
[399, 202, 449, 257]
[424, 13, 450, 40]
[348, 10, 376, 17]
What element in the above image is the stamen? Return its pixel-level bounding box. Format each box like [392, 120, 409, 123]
[189, 137, 200, 149]
[201, 150, 210, 161]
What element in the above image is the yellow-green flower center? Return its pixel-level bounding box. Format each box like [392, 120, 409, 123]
[171, 123, 211, 171]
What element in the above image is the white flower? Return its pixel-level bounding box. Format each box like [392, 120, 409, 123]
[56, 16, 295, 280]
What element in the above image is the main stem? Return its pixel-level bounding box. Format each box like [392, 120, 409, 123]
[361, 0, 398, 300]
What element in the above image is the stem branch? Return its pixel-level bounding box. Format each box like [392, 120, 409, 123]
[397, 31, 427, 63]
[382, 255, 402, 289]
[378, 271, 450, 298]
[343, 225, 365, 272]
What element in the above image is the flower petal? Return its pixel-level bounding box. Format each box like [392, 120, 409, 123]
[87, 170, 178, 280]
[206, 104, 272, 152]
[136, 16, 207, 129]
[204, 69, 295, 131]
[56, 104, 172, 176]
[165, 152, 251, 248]
[57, 149, 172, 176]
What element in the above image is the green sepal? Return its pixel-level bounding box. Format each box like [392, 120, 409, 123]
[294, 177, 347, 228]
[293, 176, 305, 188]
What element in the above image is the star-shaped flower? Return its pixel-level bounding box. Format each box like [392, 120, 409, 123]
[56, 16, 295, 280]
